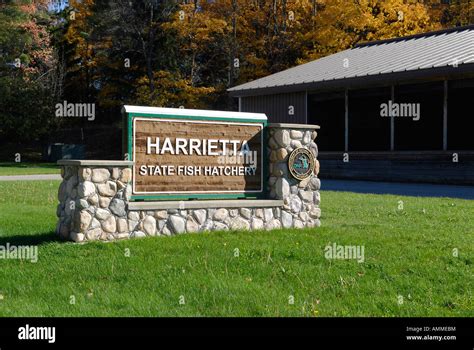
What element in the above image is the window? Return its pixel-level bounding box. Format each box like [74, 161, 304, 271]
[394, 82, 444, 151]
[308, 91, 345, 151]
[349, 87, 391, 151]
[448, 79, 474, 150]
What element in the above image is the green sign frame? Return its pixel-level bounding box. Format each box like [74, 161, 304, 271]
[122, 106, 268, 201]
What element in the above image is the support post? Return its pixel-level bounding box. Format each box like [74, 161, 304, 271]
[344, 89, 349, 152]
[305, 90, 308, 124]
[443, 80, 448, 151]
[390, 85, 395, 151]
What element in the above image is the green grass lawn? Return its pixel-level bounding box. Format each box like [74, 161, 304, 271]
[0, 162, 60, 176]
[0, 180, 472, 317]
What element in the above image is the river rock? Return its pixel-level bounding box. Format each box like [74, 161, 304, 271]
[101, 215, 116, 233]
[265, 219, 281, 230]
[169, 215, 185, 234]
[143, 216, 157, 236]
[92, 168, 110, 183]
[186, 217, 200, 233]
[290, 130, 303, 139]
[78, 181, 96, 197]
[99, 196, 111, 208]
[229, 217, 250, 230]
[193, 209, 207, 225]
[119, 168, 132, 183]
[116, 218, 127, 233]
[251, 218, 264, 230]
[275, 177, 290, 198]
[97, 181, 117, 197]
[95, 208, 111, 220]
[154, 210, 168, 220]
[110, 198, 126, 217]
[274, 129, 290, 147]
[239, 208, 252, 220]
[281, 210, 293, 228]
[213, 209, 228, 222]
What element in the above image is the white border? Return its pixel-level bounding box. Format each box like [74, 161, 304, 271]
[132, 117, 264, 195]
[123, 105, 267, 121]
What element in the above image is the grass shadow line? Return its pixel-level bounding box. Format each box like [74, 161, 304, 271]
[0, 231, 60, 246]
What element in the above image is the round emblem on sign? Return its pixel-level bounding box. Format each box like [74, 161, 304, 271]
[288, 147, 315, 181]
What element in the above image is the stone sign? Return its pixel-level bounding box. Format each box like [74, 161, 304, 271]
[55, 107, 321, 243]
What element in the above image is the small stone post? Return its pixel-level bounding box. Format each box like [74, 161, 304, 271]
[56, 160, 133, 242]
[267, 123, 321, 228]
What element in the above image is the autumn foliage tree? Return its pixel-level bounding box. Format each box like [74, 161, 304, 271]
[298, 0, 438, 61]
[163, 0, 439, 109]
[0, 0, 61, 142]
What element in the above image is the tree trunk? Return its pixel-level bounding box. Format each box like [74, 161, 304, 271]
[147, 6, 155, 93]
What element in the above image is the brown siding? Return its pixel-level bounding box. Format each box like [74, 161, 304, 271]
[240, 92, 307, 124]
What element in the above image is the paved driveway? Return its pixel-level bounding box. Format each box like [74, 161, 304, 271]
[0, 174, 62, 181]
[321, 179, 474, 200]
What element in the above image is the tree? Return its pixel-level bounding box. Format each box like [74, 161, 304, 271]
[57, 0, 187, 119]
[429, 0, 474, 27]
[0, 0, 61, 142]
[298, 0, 437, 62]
[134, 70, 214, 108]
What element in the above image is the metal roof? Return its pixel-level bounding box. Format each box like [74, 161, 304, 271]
[228, 25, 474, 96]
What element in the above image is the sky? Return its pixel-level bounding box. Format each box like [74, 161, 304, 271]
[48, 0, 69, 12]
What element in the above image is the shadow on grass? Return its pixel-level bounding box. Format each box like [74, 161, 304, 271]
[0, 231, 60, 246]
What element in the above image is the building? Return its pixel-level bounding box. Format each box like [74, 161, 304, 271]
[228, 25, 474, 184]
